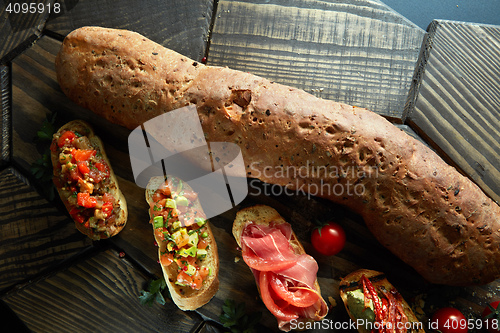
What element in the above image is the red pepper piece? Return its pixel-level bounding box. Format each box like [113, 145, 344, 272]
[361, 275, 384, 322]
[57, 130, 76, 147]
[102, 201, 113, 216]
[77, 161, 90, 174]
[77, 192, 97, 208]
[72, 149, 96, 162]
[69, 207, 85, 224]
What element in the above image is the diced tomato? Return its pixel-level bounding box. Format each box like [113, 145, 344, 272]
[175, 256, 196, 269]
[191, 270, 203, 290]
[269, 272, 319, 308]
[68, 166, 83, 182]
[77, 192, 97, 208]
[200, 266, 209, 279]
[77, 161, 90, 174]
[154, 228, 165, 242]
[94, 162, 106, 172]
[72, 149, 96, 162]
[183, 190, 198, 201]
[102, 201, 113, 216]
[94, 162, 110, 179]
[177, 271, 193, 286]
[198, 238, 209, 250]
[102, 193, 114, 204]
[152, 191, 166, 203]
[57, 130, 76, 147]
[160, 252, 174, 266]
[69, 207, 85, 224]
[158, 182, 171, 197]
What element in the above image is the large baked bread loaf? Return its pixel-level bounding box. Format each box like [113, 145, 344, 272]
[55, 26, 500, 285]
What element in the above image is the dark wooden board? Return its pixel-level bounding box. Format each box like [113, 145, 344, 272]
[0, 0, 53, 64]
[2, 248, 204, 333]
[1, 64, 11, 166]
[207, 0, 426, 121]
[44, 0, 215, 61]
[405, 20, 500, 203]
[2, 9, 500, 333]
[0, 167, 91, 293]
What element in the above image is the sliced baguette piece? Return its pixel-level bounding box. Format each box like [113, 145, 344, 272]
[339, 269, 424, 333]
[51, 119, 127, 240]
[233, 204, 328, 331]
[145, 176, 219, 311]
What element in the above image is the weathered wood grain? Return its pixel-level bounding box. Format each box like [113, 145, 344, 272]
[6, 26, 499, 332]
[44, 0, 215, 61]
[405, 20, 500, 203]
[2, 248, 204, 333]
[0, 64, 11, 166]
[0, 167, 91, 292]
[207, 0, 425, 121]
[0, 0, 52, 63]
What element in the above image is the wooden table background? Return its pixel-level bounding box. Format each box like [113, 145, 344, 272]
[0, 0, 499, 332]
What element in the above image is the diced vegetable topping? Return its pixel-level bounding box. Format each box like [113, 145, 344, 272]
[52, 128, 116, 238]
[149, 179, 211, 290]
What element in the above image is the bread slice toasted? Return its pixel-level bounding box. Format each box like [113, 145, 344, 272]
[145, 176, 219, 311]
[51, 119, 127, 240]
[339, 269, 424, 333]
[233, 205, 327, 330]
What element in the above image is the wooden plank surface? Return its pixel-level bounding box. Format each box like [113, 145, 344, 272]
[207, 0, 426, 121]
[2, 4, 500, 333]
[0, 0, 52, 63]
[2, 248, 204, 333]
[1, 64, 10, 166]
[405, 20, 500, 204]
[44, 0, 215, 61]
[0, 167, 91, 292]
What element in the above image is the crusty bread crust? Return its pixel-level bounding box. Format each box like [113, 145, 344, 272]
[55, 26, 500, 285]
[339, 269, 424, 333]
[51, 119, 127, 240]
[145, 176, 219, 311]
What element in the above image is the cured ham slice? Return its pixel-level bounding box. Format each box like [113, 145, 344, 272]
[241, 221, 328, 331]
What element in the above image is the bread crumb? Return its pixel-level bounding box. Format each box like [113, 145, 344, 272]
[234, 256, 240, 263]
[328, 296, 337, 308]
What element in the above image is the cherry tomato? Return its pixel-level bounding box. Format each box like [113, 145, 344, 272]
[482, 300, 500, 333]
[311, 221, 346, 256]
[431, 307, 468, 333]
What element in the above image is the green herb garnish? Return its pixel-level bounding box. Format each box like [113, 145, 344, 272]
[31, 112, 57, 201]
[138, 277, 167, 306]
[219, 299, 262, 333]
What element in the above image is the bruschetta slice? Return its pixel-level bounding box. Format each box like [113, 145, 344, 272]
[339, 269, 424, 333]
[51, 120, 127, 240]
[145, 176, 219, 310]
[233, 204, 328, 331]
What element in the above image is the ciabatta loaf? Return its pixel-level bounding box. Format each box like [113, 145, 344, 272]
[55, 26, 500, 285]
